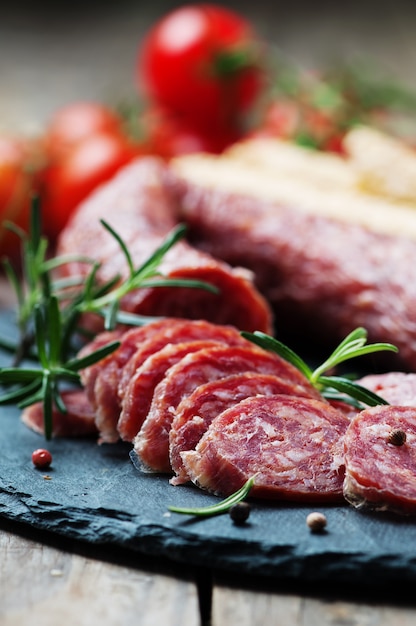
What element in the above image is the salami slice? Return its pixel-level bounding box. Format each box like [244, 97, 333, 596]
[133, 344, 321, 473]
[117, 319, 251, 399]
[169, 372, 321, 485]
[357, 372, 416, 407]
[78, 329, 123, 406]
[82, 318, 186, 443]
[181, 395, 349, 500]
[118, 339, 225, 442]
[343, 405, 416, 515]
[21, 390, 98, 438]
[56, 157, 273, 335]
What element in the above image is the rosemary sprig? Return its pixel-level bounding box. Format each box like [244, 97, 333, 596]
[0, 201, 218, 438]
[241, 327, 398, 407]
[168, 475, 255, 517]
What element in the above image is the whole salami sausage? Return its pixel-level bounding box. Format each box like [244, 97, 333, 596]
[168, 158, 416, 370]
[133, 344, 321, 473]
[344, 405, 416, 515]
[169, 372, 321, 486]
[181, 394, 349, 501]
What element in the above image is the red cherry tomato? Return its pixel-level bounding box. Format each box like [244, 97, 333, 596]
[32, 448, 52, 469]
[44, 101, 124, 160]
[40, 130, 142, 240]
[137, 4, 264, 134]
[0, 136, 43, 262]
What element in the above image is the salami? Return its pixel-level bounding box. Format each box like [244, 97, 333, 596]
[117, 319, 251, 399]
[21, 390, 98, 438]
[357, 372, 416, 407]
[169, 372, 321, 485]
[78, 329, 123, 406]
[343, 405, 416, 515]
[133, 344, 321, 473]
[81, 318, 186, 443]
[118, 339, 225, 442]
[56, 157, 273, 335]
[168, 156, 416, 370]
[181, 395, 349, 500]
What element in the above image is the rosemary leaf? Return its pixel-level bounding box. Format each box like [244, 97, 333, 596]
[243, 327, 398, 407]
[0, 379, 42, 405]
[319, 375, 389, 406]
[168, 476, 256, 517]
[64, 340, 120, 371]
[241, 331, 312, 378]
[101, 219, 135, 276]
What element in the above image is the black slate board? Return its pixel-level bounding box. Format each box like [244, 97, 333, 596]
[1, 312, 416, 586]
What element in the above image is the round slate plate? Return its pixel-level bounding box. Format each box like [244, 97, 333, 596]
[1, 312, 416, 586]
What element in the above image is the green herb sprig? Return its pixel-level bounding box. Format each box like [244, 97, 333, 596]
[168, 475, 255, 518]
[0, 201, 218, 437]
[241, 327, 398, 408]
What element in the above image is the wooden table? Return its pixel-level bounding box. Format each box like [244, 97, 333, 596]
[2, 517, 416, 625]
[2, 1, 416, 623]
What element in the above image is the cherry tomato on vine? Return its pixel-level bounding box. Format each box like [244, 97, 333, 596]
[40, 130, 143, 241]
[137, 4, 265, 135]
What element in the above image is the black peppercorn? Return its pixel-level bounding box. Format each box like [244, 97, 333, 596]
[229, 501, 251, 525]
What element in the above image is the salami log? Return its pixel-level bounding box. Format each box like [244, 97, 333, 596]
[56, 157, 273, 335]
[169, 372, 322, 486]
[181, 394, 349, 500]
[21, 390, 98, 438]
[133, 344, 321, 473]
[118, 339, 225, 442]
[168, 153, 416, 370]
[343, 405, 416, 515]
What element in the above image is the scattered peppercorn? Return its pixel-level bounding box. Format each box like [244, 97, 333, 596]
[32, 448, 52, 469]
[229, 501, 251, 525]
[306, 511, 327, 533]
[387, 429, 407, 446]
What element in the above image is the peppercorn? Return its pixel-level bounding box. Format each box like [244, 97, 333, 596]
[387, 429, 407, 446]
[32, 448, 52, 469]
[229, 501, 251, 525]
[306, 511, 327, 533]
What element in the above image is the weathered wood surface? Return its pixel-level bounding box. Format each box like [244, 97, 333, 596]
[211, 580, 416, 626]
[2, 525, 416, 626]
[0, 528, 200, 626]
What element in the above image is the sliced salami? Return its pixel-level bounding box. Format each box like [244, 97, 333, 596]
[133, 344, 321, 473]
[169, 372, 322, 486]
[357, 372, 416, 407]
[117, 319, 251, 399]
[82, 318, 186, 443]
[118, 339, 225, 442]
[181, 394, 349, 501]
[21, 390, 98, 438]
[56, 157, 273, 335]
[78, 329, 123, 406]
[344, 405, 416, 515]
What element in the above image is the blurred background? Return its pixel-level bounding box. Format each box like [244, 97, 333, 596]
[2, 0, 416, 134]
